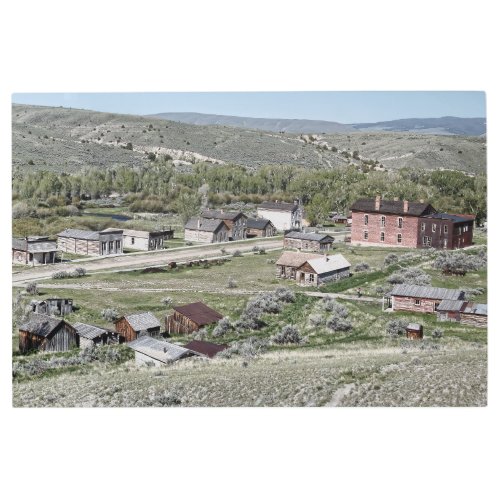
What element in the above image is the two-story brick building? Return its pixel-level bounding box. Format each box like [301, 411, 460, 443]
[350, 197, 475, 249]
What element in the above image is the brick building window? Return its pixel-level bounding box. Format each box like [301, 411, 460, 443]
[381, 216, 386, 227]
[421, 222, 426, 231]
[364, 231, 368, 240]
[432, 223, 436, 232]
[444, 225, 448, 234]
[364, 214, 369, 225]
[415, 299, 421, 306]
[398, 217, 403, 228]
[423, 236, 431, 246]
[380, 232, 385, 242]
[397, 234, 402, 243]
[464, 226, 468, 232]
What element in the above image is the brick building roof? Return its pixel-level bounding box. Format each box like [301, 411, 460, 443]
[350, 198, 434, 216]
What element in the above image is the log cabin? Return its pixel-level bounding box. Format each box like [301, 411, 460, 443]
[166, 302, 223, 335]
[114, 312, 161, 342]
[246, 218, 276, 238]
[275, 251, 319, 280]
[387, 284, 465, 313]
[18, 313, 78, 354]
[295, 254, 351, 286]
[283, 231, 335, 252]
[436, 300, 487, 328]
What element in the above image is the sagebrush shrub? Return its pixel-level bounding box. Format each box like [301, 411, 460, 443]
[272, 324, 303, 344]
[386, 319, 408, 338]
[212, 317, 233, 337]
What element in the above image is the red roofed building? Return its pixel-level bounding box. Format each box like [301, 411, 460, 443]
[166, 302, 223, 335]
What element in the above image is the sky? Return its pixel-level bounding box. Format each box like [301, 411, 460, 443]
[11, 91, 485, 123]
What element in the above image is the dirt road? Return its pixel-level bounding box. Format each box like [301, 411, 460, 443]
[12, 238, 283, 285]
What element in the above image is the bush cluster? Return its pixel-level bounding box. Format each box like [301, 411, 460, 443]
[354, 262, 370, 272]
[386, 319, 408, 338]
[387, 267, 431, 286]
[212, 317, 233, 338]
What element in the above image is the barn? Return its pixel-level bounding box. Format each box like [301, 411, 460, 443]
[246, 218, 276, 238]
[283, 231, 335, 252]
[183, 339, 229, 358]
[73, 322, 120, 349]
[12, 236, 58, 266]
[388, 284, 465, 313]
[184, 217, 230, 244]
[18, 313, 78, 354]
[295, 254, 351, 286]
[166, 302, 223, 335]
[127, 336, 194, 366]
[57, 228, 123, 256]
[114, 312, 161, 342]
[275, 251, 319, 280]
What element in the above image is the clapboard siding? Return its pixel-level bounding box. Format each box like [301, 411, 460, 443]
[392, 296, 439, 314]
[166, 312, 200, 335]
[19, 323, 78, 354]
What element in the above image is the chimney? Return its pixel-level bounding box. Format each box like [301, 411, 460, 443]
[375, 195, 381, 211]
[403, 200, 409, 213]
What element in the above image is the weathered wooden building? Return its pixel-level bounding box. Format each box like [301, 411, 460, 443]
[184, 217, 230, 244]
[106, 227, 173, 251]
[436, 300, 487, 328]
[387, 284, 465, 313]
[283, 231, 335, 252]
[246, 218, 276, 238]
[275, 251, 319, 280]
[12, 236, 58, 266]
[183, 339, 229, 358]
[295, 254, 351, 286]
[114, 312, 161, 342]
[18, 313, 78, 354]
[31, 298, 73, 316]
[57, 228, 123, 256]
[350, 196, 475, 249]
[166, 302, 223, 335]
[257, 201, 304, 232]
[127, 335, 194, 366]
[73, 322, 120, 349]
[201, 210, 248, 240]
[406, 323, 423, 339]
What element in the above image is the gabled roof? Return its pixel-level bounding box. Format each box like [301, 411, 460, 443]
[275, 251, 319, 268]
[184, 217, 228, 233]
[58, 228, 101, 240]
[173, 302, 223, 326]
[390, 284, 464, 301]
[463, 303, 487, 316]
[436, 300, 467, 312]
[18, 313, 65, 337]
[303, 254, 351, 274]
[246, 218, 274, 230]
[258, 201, 300, 213]
[12, 237, 58, 253]
[128, 336, 192, 363]
[285, 231, 334, 242]
[201, 210, 246, 221]
[183, 340, 229, 358]
[350, 198, 434, 216]
[122, 312, 161, 331]
[73, 322, 109, 340]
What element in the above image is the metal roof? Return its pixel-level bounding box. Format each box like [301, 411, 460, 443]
[275, 251, 319, 268]
[258, 201, 299, 213]
[73, 322, 109, 340]
[201, 210, 245, 221]
[422, 213, 476, 223]
[183, 340, 229, 358]
[407, 323, 422, 330]
[124, 312, 161, 331]
[246, 218, 273, 230]
[184, 217, 228, 232]
[350, 198, 434, 216]
[390, 284, 464, 301]
[18, 313, 64, 337]
[436, 300, 466, 312]
[128, 336, 192, 363]
[173, 302, 223, 326]
[303, 254, 351, 274]
[58, 229, 101, 240]
[463, 303, 487, 316]
[285, 231, 334, 242]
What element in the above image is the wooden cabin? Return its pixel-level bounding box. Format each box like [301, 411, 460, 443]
[73, 322, 120, 349]
[18, 313, 78, 354]
[57, 228, 123, 256]
[201, 210, 248, 240]
[114, 312, 161, 342]
[275, 251, 319, 280]
[183, 340, 229, 358]
[246, 218, 276, 238]
[127, 335, 194, 366]
[284, 231, 335, 252]
[387, 284, 465, 313]
[406, 323, 423, 339]
[166, 302, 223, 335]
[295, 254, 351, 286]
[106, 227, 173, 251]
[437, 301, 487, 328]
[31, 298, 73, 316]
[184, 217, 230, 244]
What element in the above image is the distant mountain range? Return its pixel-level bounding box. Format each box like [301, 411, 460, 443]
[150, 112, 486, 136]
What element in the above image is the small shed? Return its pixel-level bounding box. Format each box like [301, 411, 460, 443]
[73, 322, 120, 349]
[436, 300, 467, 322]
[166, 302, 223, 335]
[18, 313, 78, 354]
[406, 323, 423, 340]
[461, 303, 487, 328]
[183, 340, 229, 358]
[31, 298, 73, 316]
[127, 335, 194, 366]
[114, 312, 162, 342]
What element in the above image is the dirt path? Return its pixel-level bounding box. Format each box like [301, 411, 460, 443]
[12, 238, 283, 285]
[325, 383, 355, 407]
